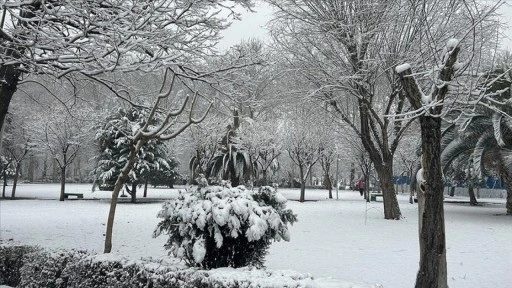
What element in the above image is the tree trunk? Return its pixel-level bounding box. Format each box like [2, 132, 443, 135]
[42, 155, 48, 179]
[309, 167, 313, 186]
[262, 170, 268, 186]
[500, 164, 512, 215]
[52, 158, 58, 183]
[468, 183, 478, 206]
[2, 170, 7, 198]
[365, 183, 370, 203]
[376, 165, 401, 220]
[59, 167, 66, 201]
[449, 186, 455, 197]
[11, 162, 21, 199]
[507, 187, 512, 215]
[467, 162, 478, 206]
[350, 162, 355, 189]
[28, 156, 35, 182]
[143, 178, 148, 197]
[104, 141, 142, 253]
[131, 182, 137, 203]
[76, 157, 83, 183]
[415, 116, 448, 288]
[299, 165, 305, 202]
[325, 171, 333, 199]
[0, 76, 19, 139]
[397, 46, 458, 288]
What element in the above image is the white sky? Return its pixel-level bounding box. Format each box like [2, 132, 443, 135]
[217, 2, 273, 51]
[219, 2, 512, 51]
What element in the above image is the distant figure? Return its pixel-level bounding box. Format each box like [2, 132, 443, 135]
[357, 178, 365, 196]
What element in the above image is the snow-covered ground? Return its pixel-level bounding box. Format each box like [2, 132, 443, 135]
[1, 183, 511, 287]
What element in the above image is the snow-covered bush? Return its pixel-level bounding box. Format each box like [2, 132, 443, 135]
[0, 245, 322, 288]
[153, 184, 297, 269]
[62, 254, 188, 288]
[18, 248, 87, 287]
[0, 245, 38, 286]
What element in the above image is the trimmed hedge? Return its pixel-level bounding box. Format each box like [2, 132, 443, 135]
[0, 245, 316, 288]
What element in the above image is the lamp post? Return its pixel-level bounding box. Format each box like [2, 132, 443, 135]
[336, 155, 339, 200]
[335, 144, 339, 200]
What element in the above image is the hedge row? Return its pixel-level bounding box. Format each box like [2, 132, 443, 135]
[0, 245, 317, 288]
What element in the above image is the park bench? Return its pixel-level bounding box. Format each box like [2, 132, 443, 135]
[370, 193, 383, 201]
[64, 193, 84, 199]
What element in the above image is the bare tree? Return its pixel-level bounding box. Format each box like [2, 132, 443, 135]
[394, 129, 421, 203]
[268, 0, 411, 219]
[187, 119, 224, 182]
[267, 0, 503, 220]
[41, 110, 84, 201]
[103, 69, 211, 253]
[2, 116, 31, 198]
[281, 107, 323, 202]
[238, 118, 281, 186]
[395, 0, 504, 285]
[0, 0, 254, 138]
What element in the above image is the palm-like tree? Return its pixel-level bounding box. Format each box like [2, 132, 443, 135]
[441, 68, 512, 214]
[206, 110, 253, 187]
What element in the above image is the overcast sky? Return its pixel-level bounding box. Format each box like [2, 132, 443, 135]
[219, 2, 512, 51]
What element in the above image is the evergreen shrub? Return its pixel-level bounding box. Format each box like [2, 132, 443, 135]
[153, 183, 297, 269]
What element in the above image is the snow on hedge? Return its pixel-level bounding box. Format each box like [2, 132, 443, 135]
[0, 245, 381, 288]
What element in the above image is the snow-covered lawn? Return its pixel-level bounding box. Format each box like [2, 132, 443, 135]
[1, 183, 510, 288]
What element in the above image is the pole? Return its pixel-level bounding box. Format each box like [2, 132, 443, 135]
[336, 155, 339, 200]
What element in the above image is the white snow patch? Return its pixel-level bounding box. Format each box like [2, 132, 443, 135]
[192, 238, 206, 263]
[395, 63, 411, 73]
[421, 93, 432, 105]
[1, 183, 510, 288]
[447, 38, 459, 50]
[275, 192, 288, 203]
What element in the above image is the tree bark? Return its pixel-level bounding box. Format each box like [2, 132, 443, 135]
[360, 110, 401, 218]
[131, 182, 137, 203]
[325, 171, 333, 199]
[415, 116, 448, 288]
[449, 186, 455, 197]
[27, 156, 35, 182]
[262, 170, 268, 186]
[468, 184, 478, 206]
[350, 162, 355, 189]
[507, 187, 512, 215]
[397, 44, 459, 288]
[143, 178, 148, 197]
[501, 165, 512, 215]
[0, 69, 19, 137]
[0, 25, 25, 138]
[59, 167, 66, 201]
[52, 158, 58, 183]
[76, 157, 83, 183]
[467, 162, 478, 206]
[299, 165, 305, 202]
[11, 162, 21, 199]
[2, 170, 7, 198]
[376, 164, 401, 219]
[104, 141, 142, 253]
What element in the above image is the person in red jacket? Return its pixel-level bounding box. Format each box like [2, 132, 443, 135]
[357, 178, 365, 196]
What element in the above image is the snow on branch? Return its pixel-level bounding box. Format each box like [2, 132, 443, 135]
[395, 63, 411, 74]
[396, 39, 461, 116]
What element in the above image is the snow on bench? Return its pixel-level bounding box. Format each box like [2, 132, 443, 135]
[64, 193, 84, 199]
